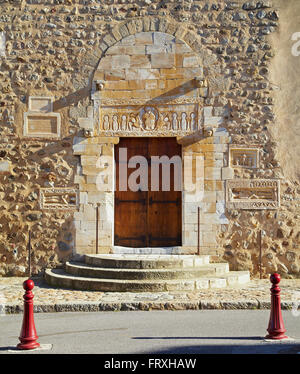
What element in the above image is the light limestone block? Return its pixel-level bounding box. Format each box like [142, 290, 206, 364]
[204, 116, 224, 126]
[130, 55, 151, 68]
[79, 192, 88, 204]
[121, 34, 135, 45]
[184, 214, 198, 224]
[204, 167, 221, 180]
[134, 32, 153, 45]
[0, 160, 11, 173]
[80, 156, 99, 166]
[150, 53, 175, 68]
[183, 55, 199, 67]
[103, 34, 117, 47]
[221, 167, 234, 180]
[209, 278, 227, 288]
[203, 106, 213, 117]
[153, 31, 175, 45]
[202, 213, 220, 224]
[202, 231, 217, 245]
[111, 55, 131, 69]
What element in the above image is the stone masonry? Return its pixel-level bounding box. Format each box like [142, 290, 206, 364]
[0, 0, 299, 280]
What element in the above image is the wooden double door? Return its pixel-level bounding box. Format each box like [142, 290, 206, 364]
[114, 137, 182, 247]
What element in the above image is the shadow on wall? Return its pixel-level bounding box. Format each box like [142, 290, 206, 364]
[269, 0, 300, 182]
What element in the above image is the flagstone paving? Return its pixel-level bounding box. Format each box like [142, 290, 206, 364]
[0, 277, 299, 313]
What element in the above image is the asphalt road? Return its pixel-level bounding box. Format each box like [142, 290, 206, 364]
[0, 310, 299, 355]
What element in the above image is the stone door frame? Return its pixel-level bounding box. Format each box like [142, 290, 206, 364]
[73, 127, 231, 255]
[72, 19, 233, 255]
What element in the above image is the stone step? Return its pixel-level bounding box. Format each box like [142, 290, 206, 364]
[112, 246, 184, 255]
[84, 254, 211, 269]
[44, 268, 250, 292]
[65, 261, 229, 280]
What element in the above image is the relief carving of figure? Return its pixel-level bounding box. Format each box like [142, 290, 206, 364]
[112, 115, 119, 131]
[121, 115, 127, 131]
[157, 113, 167, 130]
[103, 115, 110, 130]
[142, 107, 156, 130]
[164, 114, 171, 130]
[190, 112, 197, 131]
[128, 113, 141, 131]
[181, 112, 187, 131]
[172, 113, 178, 131]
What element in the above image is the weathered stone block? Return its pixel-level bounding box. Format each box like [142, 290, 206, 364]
[0, 160, 11, 174]
[221, 167, 234, 180]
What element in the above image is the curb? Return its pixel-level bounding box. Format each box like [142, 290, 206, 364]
[2, 300, 297, 314]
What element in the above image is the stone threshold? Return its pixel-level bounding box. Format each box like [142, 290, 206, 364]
[2, 300, 297, 314]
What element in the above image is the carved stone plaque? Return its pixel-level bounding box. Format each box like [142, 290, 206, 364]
[226, 179, 280, 209]
[40, 187, 79, 210]
[23, 112, 61, 138]
[99, 104, 200, 136]
[229, 146, 259, 169]
[28, 96, 53, 112]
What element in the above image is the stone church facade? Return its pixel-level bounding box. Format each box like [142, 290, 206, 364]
[0, 0, 299, 279]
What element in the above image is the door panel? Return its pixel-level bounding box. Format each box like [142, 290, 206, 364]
[115, 138, 148, 247]
[148, 138, 182, 247]
[114, 137, 182, 248]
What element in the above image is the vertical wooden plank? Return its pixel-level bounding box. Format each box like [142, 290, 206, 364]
[114, 137, 148, 247]
[148, 137, 182, 247]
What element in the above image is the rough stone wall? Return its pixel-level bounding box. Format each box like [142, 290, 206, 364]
[0, 0, 299, 278]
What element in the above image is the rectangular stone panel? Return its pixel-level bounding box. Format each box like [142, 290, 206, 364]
[229, 146, 260, 168]
[40, 187, 79, 210]
[99, 103, 199, 136]
[28, 96, 53, 112]
[23, 112, 61, 138]
[226, 179, 280, 210]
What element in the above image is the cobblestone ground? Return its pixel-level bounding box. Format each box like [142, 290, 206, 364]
[0, 277, 300, 313]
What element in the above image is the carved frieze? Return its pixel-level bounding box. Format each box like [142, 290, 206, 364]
[226, 179, 280, 209]
[229, 146, 260, 169]
[39, 187, 79, 210]
[99, 104, 201, 136]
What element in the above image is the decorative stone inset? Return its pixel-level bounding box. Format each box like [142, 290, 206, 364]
[23, 96, 61, 139]
[99, 104, 200, 136]
[229, 146, 260, 169]
[226, 179, 280, 210]
[23, 112, 61, 138]
[28, 96, 53, 113]
[40, 187, 79, 210]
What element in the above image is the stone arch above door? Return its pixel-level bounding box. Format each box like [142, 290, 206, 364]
[92, 31, 206, 137]
[77, 16, 223, 138]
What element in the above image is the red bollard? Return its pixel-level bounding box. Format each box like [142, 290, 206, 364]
[17, 279, 40, 350]
[265, 273, 288, 340]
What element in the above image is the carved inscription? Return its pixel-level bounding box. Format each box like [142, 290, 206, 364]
[40, 188, 79, 210]
[99, 104, 200, 136]
[229, 146, 259, 169]
[226, 179, 280, 209]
